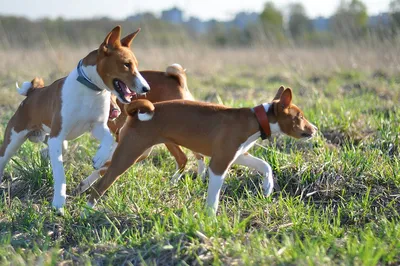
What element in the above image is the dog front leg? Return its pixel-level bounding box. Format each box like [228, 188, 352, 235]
[91, 123, 115, 170]
[233, 153, 277, 195]
[48, 137, 67, 214]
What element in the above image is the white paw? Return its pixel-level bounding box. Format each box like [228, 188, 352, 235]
[170, 171, 183, 185]
[262, 175, 274, 196]
[54, 207, 65, 216]
[52, 195, 66, 215]
[74, 171, 101, 195]
[92, 146, 111, 170]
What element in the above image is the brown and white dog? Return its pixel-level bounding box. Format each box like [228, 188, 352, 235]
[0, 26, 150, 214]
[84, 86, 317, 214]
[41, 64, 204, 195]
[107, 64, 204, 181]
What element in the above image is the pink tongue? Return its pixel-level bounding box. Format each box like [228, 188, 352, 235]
[109, 109, 120, 119]
[117, 80, 132, 96]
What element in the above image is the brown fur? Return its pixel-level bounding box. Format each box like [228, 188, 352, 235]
[88, 87, 317, 205]
[0, 26, 145, 184]
[107, 65, 201, 171]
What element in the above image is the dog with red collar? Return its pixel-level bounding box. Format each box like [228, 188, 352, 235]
[85, 86, 318, 214]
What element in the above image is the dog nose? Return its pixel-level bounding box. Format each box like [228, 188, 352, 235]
[142, 86, 150, 93]
[311, 124, 318, 132]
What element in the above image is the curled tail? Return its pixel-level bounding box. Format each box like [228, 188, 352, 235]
[124, 99, 155, 121]
[166, 63, 195, 100]
[16, 77, 45, 96]
[166, 63, 187, 90]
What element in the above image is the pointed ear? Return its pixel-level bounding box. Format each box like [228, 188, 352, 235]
[280, 88, 292, 109]
[121, 28, 140, 47]
[102, 25, 122, 51]
[273, 85, 285, 101]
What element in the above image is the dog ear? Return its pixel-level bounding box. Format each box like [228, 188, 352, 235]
[273, 85, 285, 101]
[121, 28, 140, 47]
[280, 88, 292, 109]
[101, 26, 122, 53]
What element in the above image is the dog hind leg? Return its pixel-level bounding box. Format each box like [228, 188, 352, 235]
[0, 122, 29, 182]
[87, 136, 153, 207]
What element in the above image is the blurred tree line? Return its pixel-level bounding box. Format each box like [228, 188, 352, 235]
[0, 0, 400, 48]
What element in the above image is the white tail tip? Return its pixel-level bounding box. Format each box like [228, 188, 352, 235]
[16, 81, 32, 96]
[170, 63, 186, 72]
[138, 112, 153, 121]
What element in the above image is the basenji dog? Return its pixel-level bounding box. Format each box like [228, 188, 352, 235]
[0, 26, 150, 214]
[40, 64, 204, 195]
[107, 63, 204, 180]
[85, 86, 318, 214]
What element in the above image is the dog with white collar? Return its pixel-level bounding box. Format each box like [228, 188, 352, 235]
[85, 86, 317, 214]
[0, 26, 150, 214]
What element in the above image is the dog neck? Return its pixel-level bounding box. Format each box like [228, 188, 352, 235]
[78, 50, 109, 93]
[76, 59, 104, 92]
[251, 103, 281, 139]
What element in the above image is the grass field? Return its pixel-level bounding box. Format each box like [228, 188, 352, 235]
[0, 46, 399, 265]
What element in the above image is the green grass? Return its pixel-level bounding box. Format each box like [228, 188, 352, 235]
[0, 47, 399, 265]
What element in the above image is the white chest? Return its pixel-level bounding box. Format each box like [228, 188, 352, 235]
[60, 70, 111, 140]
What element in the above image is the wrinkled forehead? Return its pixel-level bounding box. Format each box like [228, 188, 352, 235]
[287, 104, 303, 116]
[114, 48, 138, 64]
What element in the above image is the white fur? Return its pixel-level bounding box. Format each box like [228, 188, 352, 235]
[0, 129, 29, 181]
[134, 67, 150, 92]
[171, 63, 183, 69]
[48, 137, 66, 214]
[138, 112, 153, 121]
[170, 154, 185, 184]
[170, 170, 183, 185]
[251, 103, 283, 135]
[206, 168, 227, 214]
[91, 123, 115, 169]
[82, 65, 109, 90]
[47, 65, 115, 211]
[205, 128, 277, 214]
[310, 123, 318, 132]
[16, 81, 32, 96]
[233, 153, 273, 196]
[76, 169, 101, 195]
[40, 140, 69, 160]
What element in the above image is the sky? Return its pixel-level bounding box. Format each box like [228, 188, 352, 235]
[0, 0, 392, 21]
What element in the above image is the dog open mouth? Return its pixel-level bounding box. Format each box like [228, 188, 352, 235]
[301, 133, 313, 139]
[113, 79, 136, 103]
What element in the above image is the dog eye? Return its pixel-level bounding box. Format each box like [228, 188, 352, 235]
[124, 62, 131, 69]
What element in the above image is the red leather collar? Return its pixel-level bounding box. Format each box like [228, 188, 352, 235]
[253, 104, 271, 140]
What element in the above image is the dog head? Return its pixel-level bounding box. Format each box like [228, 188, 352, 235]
[96, 26, 150, 104]
[270, 86, 317, 139]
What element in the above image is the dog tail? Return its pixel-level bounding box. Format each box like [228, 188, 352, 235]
[124, 99, 155, 121]
[166, 63, 195, 100]
[166, 63, 188, 89]
[16, 77, 45, 96]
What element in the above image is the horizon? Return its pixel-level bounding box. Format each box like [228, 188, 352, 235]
[0, 0, 392, 22]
